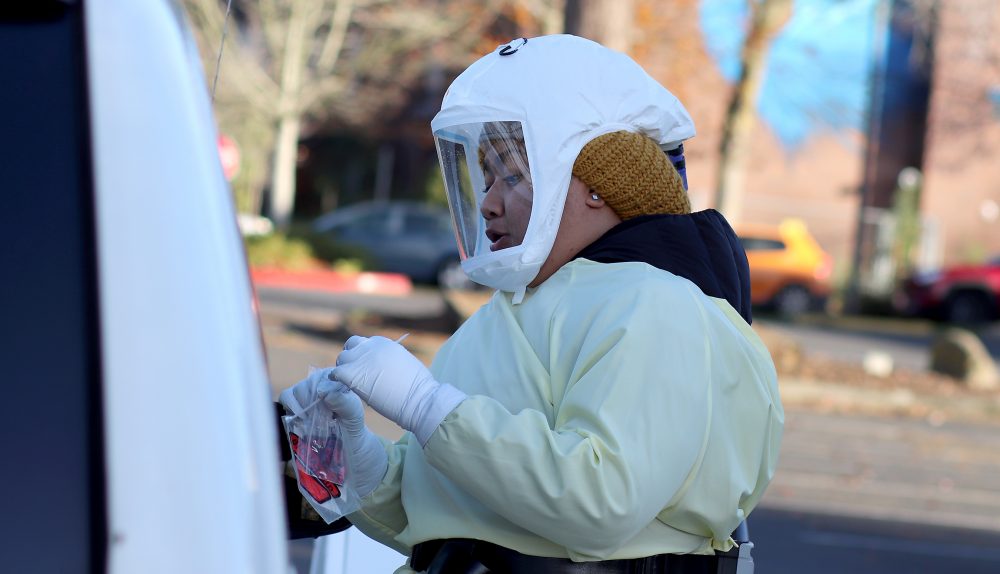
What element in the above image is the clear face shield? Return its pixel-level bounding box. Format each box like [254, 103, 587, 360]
[433, 121, 534, 262]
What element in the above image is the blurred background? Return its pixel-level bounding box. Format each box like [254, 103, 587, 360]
[180, 1, 1000, 572]
[184, 0, 1000, 320]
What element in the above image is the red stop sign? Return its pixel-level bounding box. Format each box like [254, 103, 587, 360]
[217, 134, 240, 181]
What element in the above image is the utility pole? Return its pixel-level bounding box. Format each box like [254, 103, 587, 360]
[846, 0, 891, 314]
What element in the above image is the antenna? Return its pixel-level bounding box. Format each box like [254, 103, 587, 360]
[210, 0, 234, 102]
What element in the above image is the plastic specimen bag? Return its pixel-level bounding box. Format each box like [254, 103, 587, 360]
[282, 374, 362, 523]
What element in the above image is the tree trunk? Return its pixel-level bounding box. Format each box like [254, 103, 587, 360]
[540, 0, 566, 35]
[714, 0, 793, 226]
[270, 113, 302, 229]
[268, 1, 308, 231]
[564, 0, 635, 52]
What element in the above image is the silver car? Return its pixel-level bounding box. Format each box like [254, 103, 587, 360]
[312, 200, 476, 290]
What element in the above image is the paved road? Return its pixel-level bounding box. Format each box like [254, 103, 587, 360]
[763, 411, 1000, 533]
[260, 288, 1000, 573]
[759, 313, 1000, 373]
[751, 507, 1000, 573]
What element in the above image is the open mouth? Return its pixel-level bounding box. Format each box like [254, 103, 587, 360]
[486, 229, 509, 251]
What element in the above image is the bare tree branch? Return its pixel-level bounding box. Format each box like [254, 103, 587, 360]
[316, 0, 355, 71]
[184, 0, 515, 227]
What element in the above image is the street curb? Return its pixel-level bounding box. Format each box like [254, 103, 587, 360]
[250, 267, 412, 296]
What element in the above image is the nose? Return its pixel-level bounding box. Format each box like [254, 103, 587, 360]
[480, 182, 503, 219]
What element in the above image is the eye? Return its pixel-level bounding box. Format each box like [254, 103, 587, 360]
[502, 174, 522, 187]
[480, 173, 495, 195]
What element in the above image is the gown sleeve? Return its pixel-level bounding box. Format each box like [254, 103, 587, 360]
[347, 433, 413, 556]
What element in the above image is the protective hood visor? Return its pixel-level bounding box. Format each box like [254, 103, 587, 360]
[434, 121, 533, 261]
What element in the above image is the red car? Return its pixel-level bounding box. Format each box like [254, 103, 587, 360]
[895, 257, 1000, 323]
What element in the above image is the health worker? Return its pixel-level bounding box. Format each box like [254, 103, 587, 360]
[281, 34, 783, 574]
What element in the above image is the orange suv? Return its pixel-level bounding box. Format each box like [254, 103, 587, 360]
[736, 219, 833, 316]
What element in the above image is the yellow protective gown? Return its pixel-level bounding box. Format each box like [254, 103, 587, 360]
[348, 258, 783, 568]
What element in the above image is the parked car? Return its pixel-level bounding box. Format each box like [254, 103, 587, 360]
[736, 219, 833, 316]
[312, 200, 476, 290]
[894, 256, 1000, 324]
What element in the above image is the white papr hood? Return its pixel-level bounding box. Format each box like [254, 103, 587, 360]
[431, 34, 695, 299]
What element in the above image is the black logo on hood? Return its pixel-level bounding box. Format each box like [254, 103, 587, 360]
[499, 37, 528, 56]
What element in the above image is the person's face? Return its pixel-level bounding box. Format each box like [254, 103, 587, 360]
[479, 144, 533, 252]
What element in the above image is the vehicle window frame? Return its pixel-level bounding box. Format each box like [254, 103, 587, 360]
[1, 3, 107, 572]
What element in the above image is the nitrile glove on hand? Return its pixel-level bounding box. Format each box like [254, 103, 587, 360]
[330, 335, 467, 446]
[279, 368, 386, 523]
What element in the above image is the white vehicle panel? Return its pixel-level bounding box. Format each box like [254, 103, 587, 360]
[85, 1, 288, 572]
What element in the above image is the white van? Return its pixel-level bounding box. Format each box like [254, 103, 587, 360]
[1, 1, 387, 572]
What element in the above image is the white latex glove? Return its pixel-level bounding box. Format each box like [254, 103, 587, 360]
[279, 370, 388, 499]
[314, 380, 389, 499]
[330, 335, 466, 446]
[278, 367, 327, 416]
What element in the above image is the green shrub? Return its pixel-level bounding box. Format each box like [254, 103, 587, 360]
[244, 233, 315, 270]
[286, 224, 376, 270]
[245, 224, 379, 272]
[332, 258, 365, 274]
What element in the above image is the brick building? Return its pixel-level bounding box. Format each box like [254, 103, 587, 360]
[631, 0, 999, 296]
[921, 0, 1000, 265]
[631, 0, 868, 288]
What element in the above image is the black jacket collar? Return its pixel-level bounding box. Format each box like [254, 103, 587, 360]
[574, 210, 752, 324]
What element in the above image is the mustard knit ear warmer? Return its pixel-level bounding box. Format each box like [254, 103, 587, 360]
[571, 131, 691, 219]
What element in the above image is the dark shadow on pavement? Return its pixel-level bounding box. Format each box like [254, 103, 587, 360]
[751, 506, 1000, 574]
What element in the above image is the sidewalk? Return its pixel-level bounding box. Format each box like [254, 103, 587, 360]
[754, 324, 1000, 426]
[778, 376, 1000, 426]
